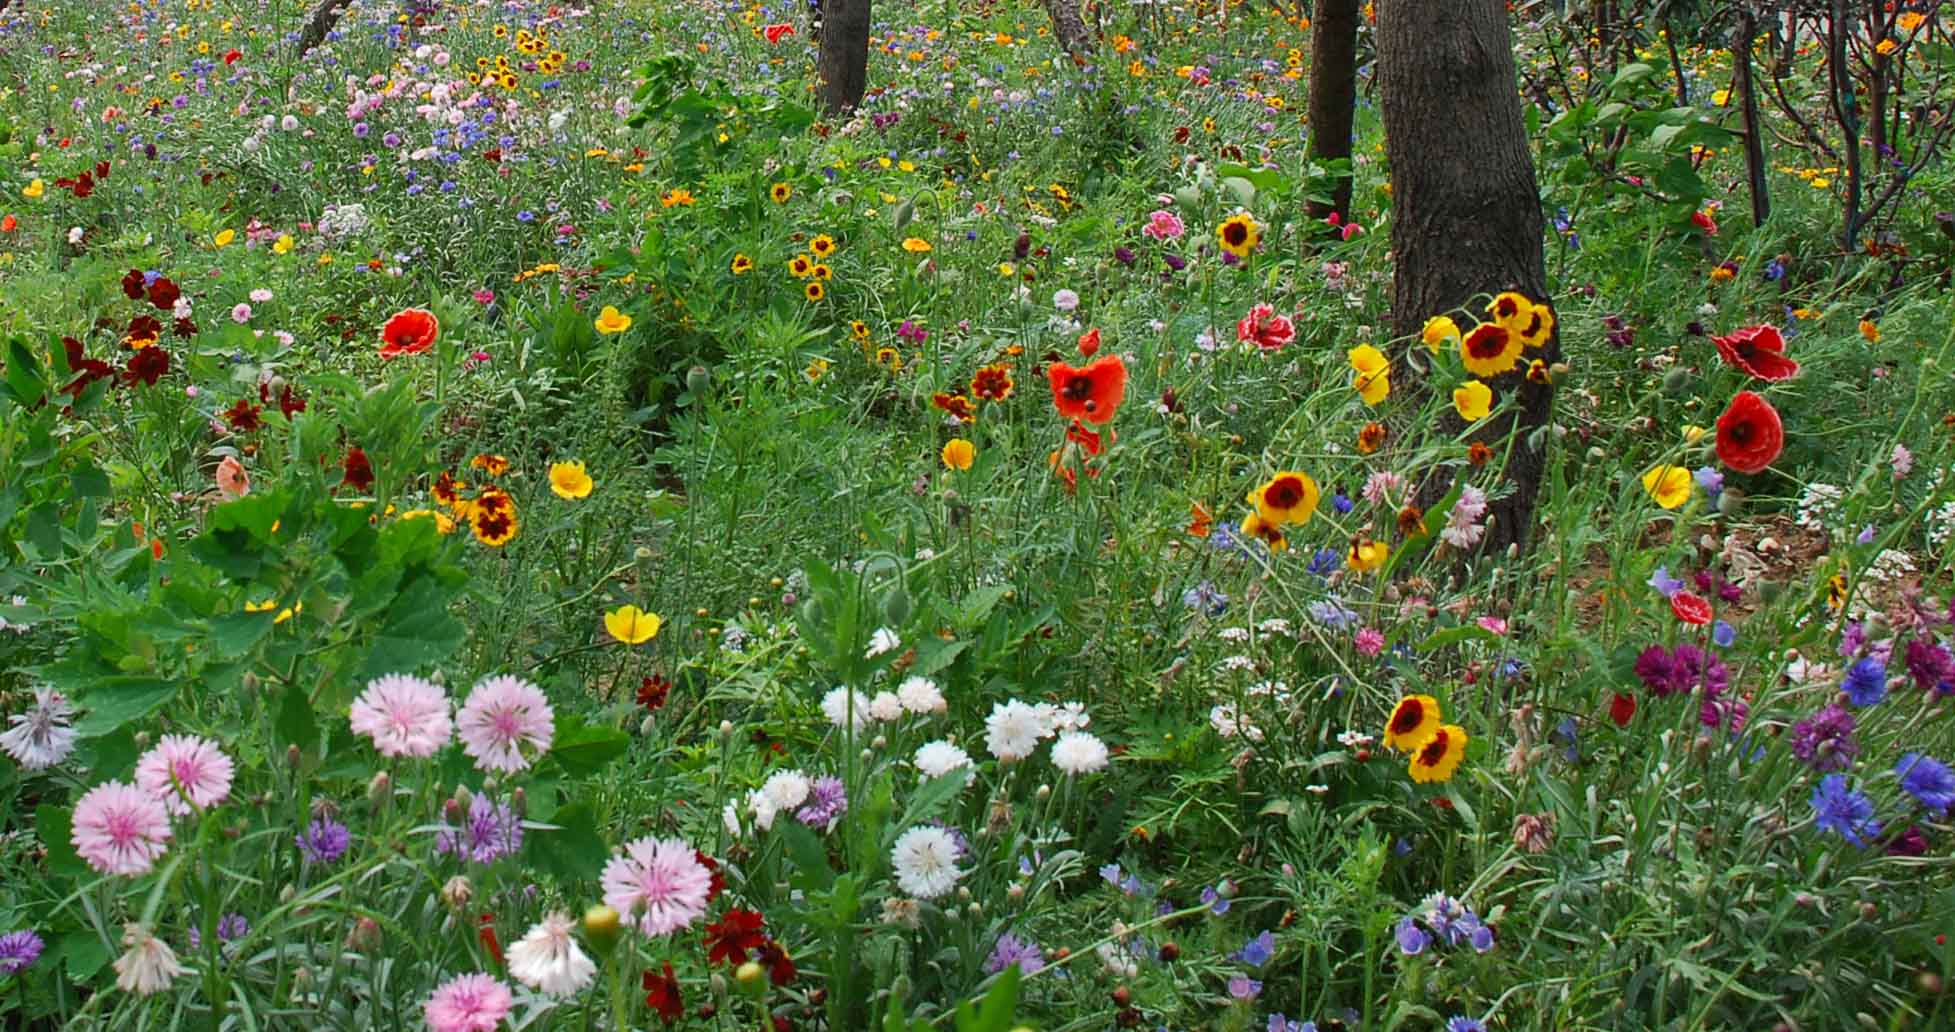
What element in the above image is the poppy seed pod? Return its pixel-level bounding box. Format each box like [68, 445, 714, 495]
[892, 199, 914, 229]
[686, 364, 711, 393]
[884, 584, 910, 625]
[1662, 367, 1690, 393]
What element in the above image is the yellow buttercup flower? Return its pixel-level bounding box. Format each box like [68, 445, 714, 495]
[1452, 380, 1493, 422]
[213, 229, 236, 247]
[549, 460, 594, 500]
[1348, 345, 1390, 405]
[901, 237, 933, 253]
[941, 438, 974, 471]
[272, 234, 294, 255]
[604, 605, 662, 645]
[1421, 315, 1461, 353]
[594, 306, 633, 335]
[1641, 465, 1692, 510]
[22, 179, 46, 199]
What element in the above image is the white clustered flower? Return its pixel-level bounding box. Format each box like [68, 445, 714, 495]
[507, 911, 597, 995]
[1256, 618, 1293, 636]
[865, 627, 902, 658]
[1795, 482, 1844, 530]
[1335, 730, 1375, 749]
[1051, 731, 1110, 775]
[896, 676, 946, 714]
[821, 687, 872, 734]
[914, 740, 973, 778]
[869, 692, 904, 722]
[1218, 626, 1252, 643]
[1864, 548, 1917, 586]
[1210, 704, 1264, 742]
[890, 826, 964, 899]
[1219, 655, 1256, 672]
[984, 700, 1052, 762]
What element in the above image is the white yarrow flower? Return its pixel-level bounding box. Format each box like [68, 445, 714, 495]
[890, 826, 964, 899]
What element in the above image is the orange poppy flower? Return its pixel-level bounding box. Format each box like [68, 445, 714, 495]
[379, 308, 439, 359]
[1047, 355, 1128, 424]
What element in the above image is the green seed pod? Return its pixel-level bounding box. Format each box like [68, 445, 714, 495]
[686, 364, 711, 393]
[1662, 367, 1690, 393]
[892, 198, 915, 229]
[885, 584, 911, 626]
[1717, 489, 1743, 517]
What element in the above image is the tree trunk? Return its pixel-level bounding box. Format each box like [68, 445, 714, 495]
[1377, 0, 1554, 553]
[818, 0, 871, 117]
[1305, 0, 1362, 220]
[1044, 0, 1093, 60]
[296, 0, 353, 57]
[1734, 10, 1771, 227]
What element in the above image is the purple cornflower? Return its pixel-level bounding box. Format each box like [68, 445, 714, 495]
[1647, 566, 1684, 598]
[1635, 644, 1727, 698]
[1788, 704, 1858, 772]
[1268, 1016, 1317, 1032]
[0, 930, 44, 975]
[1810, 774, 1881, 847]
[187, 913, 249, 951]
[1446, 1019, 1488, 1032]
[1904, 638, 1954, 694]
[1896, 753, 1955, 817]
[1226, 975, 1262, 1000]
[983, 933, 1046, 976]
[434, 795, 523, 864]
[1235, 929, 1275, 967]
[1700, 692, 1747, 735]
[295, 817, 351, 865]
[1182, 581, 1228, 616]
[1394, 916, 1429, 955]
[795, 775, 848, 832]
[1841, 657, 1888, 707]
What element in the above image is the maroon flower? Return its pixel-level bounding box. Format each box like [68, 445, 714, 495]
[124, 346, 170, 386]
[640, 962, 683, 1025]
[224, 399, 263, 432]
[637, 674, 671, 713]
[121, 268, 147, 301]
[341, 447, 374, 491]
[147, 277, 181, 311]
[60, 336, 115, 398]
[704, 908, 766, 966]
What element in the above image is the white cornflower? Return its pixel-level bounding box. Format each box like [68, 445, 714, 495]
[865, 627, 901, 658]
[896, 676, 946, 714]
[869, 692, 904, 722]
[821, 687, 872, 735]
[1210, 704, 1264, 742]
[1049, 701, 1090, 731]
[1, 687, 77, 771]
[890, 826, 964, 899]
[1051, 731, 1109, 775]
[506, 911, 596, 995]
[914, 740, 973, 778]
[112, 923, 185, 996]
[761, 770, 812, 813]
[984, 700, 1049, 762]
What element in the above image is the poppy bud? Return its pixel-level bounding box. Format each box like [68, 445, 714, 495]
[1662, 367, 1690, 394]
[884, 584, 910, 625]
[1716, 490, 1743, 517]
[735, 960, 767, 994]
[1917, 971, 1944, 996]
[1158, 941, 1179, 962]
[892, 199, 915, 228]
[583, 904, 621, 955]
[686, 364, 711, 393]
[286, 744, 303, 769]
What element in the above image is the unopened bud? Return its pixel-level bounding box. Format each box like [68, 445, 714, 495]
[734, 960, 767, 994]
[367, 770, 391, 811]
[686, 365, 711, 393]
[286, 744, 303, 769]
[441, 875, 473, 910]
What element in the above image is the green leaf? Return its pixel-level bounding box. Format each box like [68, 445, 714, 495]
[73, 678, 177, 737]
[210, 610, 276, 658]
[37, 805, 86, 877]
[780, 821, 838, 894]
[886, 770, 968, 847]
[523, 802, 608, 882]
[57, 930, 112, 982]
[70, 463, 110, 501]
[276, 678, 320, 754]
[549, 717, 630, 778]
[356, 576, 466, 680]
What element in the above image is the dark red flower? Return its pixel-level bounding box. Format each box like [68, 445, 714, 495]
[1711, 325, 1799, 381]
[146, 277, 180, 311]
[277, 384, 306, 417]
[173, 317, 198, 338]
[763, 22, 795, 43]
[222, 48, 242, 65]
[637, 674, 671, 712]
[1609, 691, 1637, 728]
[754, 939, 797, 985]
[124, 346, 170, 386]
[341, 447, 374, 491]
[379, 307, 439, 359]
[121, 268, 147, 301]
[641, 962, 683, 1025]
[224, 398, 263, 432]
[477, 913, 503, 967]
[1046, 354, 1128, 424]
[930, 392, 975, 423]
[61, 336, 115, 398]
[695, 848, 725, 902]
[704, 908, 766, 966]
[127, 314, 162, 343]
[1670, 590, 1714, 626]
[1714, 390, 1784, 474]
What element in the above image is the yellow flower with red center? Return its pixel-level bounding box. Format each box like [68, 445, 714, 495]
[1408, 725, 1468, 783]
[1216, 213, 1260, 258]
[1246, 471, 1320, 526]
[970, 363, 1014, 401]
[1384, 695, 1442, 752]
[1460, 323, 1522, 378]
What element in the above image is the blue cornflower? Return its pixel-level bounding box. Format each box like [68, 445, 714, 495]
[1810, 774, 1882, 847]
[1446, 1018, 1488, 1032]
[1183, 581, 1228, 616]
[1268, 1016, 1317, 1032]
[1306, 548, 1341, 577]
[1647, 565, 1683, 598]
[1236, 930, 1274, 968]
[1712, 620, 1737, 648]
[1331, 492, 1353, 515]
[1842, 658, 1888, 707]
[295, 818, 350, 865]
[1896, 753, 1955, 817]
[1694, 466, 1723, 496]
[1394, 916, 1429, 955]
[1201, 883, 1231, 915]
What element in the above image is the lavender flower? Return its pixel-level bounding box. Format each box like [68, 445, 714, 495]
[435, 795, 523, 864]
[1788, 704, 1858, 772]
[295, 818, 351, 865]
[0, 930, 44, 975]
[1235, 930, 1275, 967]
[983, 933, 1045, 976]
[794, 776, 848, 832]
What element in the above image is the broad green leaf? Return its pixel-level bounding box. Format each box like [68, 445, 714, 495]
[549, 717, 630, 778]
[356, 576, 466, 680]
[73, 678, 177, 736]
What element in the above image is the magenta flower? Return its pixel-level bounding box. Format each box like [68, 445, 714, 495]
[349, 673, 452, 759]
[1141, 209, 1185, 241]
[456, 674, 554, 774]
[72, 781, 172, 876]
[134, 734, 235, 815]
[423, 972, 513, 1032]
[600, 835, 712, 937]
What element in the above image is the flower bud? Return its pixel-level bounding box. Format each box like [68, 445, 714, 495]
[367, 771, 391, 812]
[582, 904, 621, 955]
[686, 365, 711, 393]
[441, 876, 473, 910]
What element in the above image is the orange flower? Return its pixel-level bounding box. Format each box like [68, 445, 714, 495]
[1357, 421, 1387, 454]
[1046, 355, 1128, 424]
[1077, 326, 1101, 356]
[379, 308, 439, 359]
[970, 363, 1014, 401]
[931, 392, 976, 423]
[1187, 502, 1213, 538]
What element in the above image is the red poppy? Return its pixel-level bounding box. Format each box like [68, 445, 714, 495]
[705, 908, 766, 966]
[341, 447, 374, 491]
[1690, 210, 1719, 236]
[641, 962, 683, 1025]
[222, 48, 242, 65]
[1609, 691, 1637, 727]
[1711, 324, 1799, 381]
[1065, 420, 1104, 457]
[146, 277, 181, 311]
[763, 22, 795, 43]
[1187, 502, 1213, 538]
[930, 392, 975, 423]
[1670, 590, 1713, 626]
[224, 398, 263, 432]
[1714, 390, 1783, 474]
[379, 307, 440, 359]
[1046, 354, 1127, 424]
[124, 346, 170, 386]
[1234, 303, 1295, 350]
[0, 214, 17, 234]
[1077, 326, 1101, 357]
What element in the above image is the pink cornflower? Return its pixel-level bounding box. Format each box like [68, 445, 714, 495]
[1235, 303, 1295, 350]
[1141, 209, 1185, 241]
[230, 303, 252, 323]
[423, 972, 513, 1032]
[456, 674, 554, 774]
[72, 781, 172, 876]
[600, 835, 712, 937]
[348, 673, 452, 759]
[134, 734, 235, 814]
[249, 289, 274, 303]
[1360, 471, 1405, 507]
[1353, 627, 1385, 656]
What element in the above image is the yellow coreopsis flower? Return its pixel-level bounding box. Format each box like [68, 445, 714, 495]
[1348, 345, 1391, 405]
[272, 234, 294, 255]
[213, 229, 236, 247]
[549, 460, 594, 499]
[941, 438, 974, 471]
[1421, 315, 1461, 353]
[1641, 465, 1693, 510]
[1408, 724, 1468, 783]
[1347, 537, 1389, 573]
[604, 605, 661, 645]
[594, 306, 632, 335]
[22, 179, 45, 199]
[1452, 380, 1493, 422]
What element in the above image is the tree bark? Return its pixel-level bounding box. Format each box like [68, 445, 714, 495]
[1377, 0, 1555, 553]
[297, 0, 353, 57]
[1735, 10, 1772, 227]
[1044, 0, 1093, 60]
[1305, 0, 1362, 220]
[818, 0, 871, 117]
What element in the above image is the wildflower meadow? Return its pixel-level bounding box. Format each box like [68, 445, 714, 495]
[2, 0, 1954, 1028]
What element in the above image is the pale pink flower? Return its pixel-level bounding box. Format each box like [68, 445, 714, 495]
[1235, 303, 1295, 350]
[1141, 209, 1185, 241]
[134, 734, 235, 815]
[423, 972, 513, 1032]
[215, 455, 250, 498]
[1891, 443, 1913, 479]
[1477, 616, 1509, 636]
[112, 923, 185, 995]
[456, 674, 554, 773]
[1353, 627, 1385, 656]
[1360, 471, 1405, 507]
[230, 303, 253, 324]
[348, 673, 452, 759]
[249, 288, 274, 303]
[600, 835, 712, 936]
[72, 781, 172, 876]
